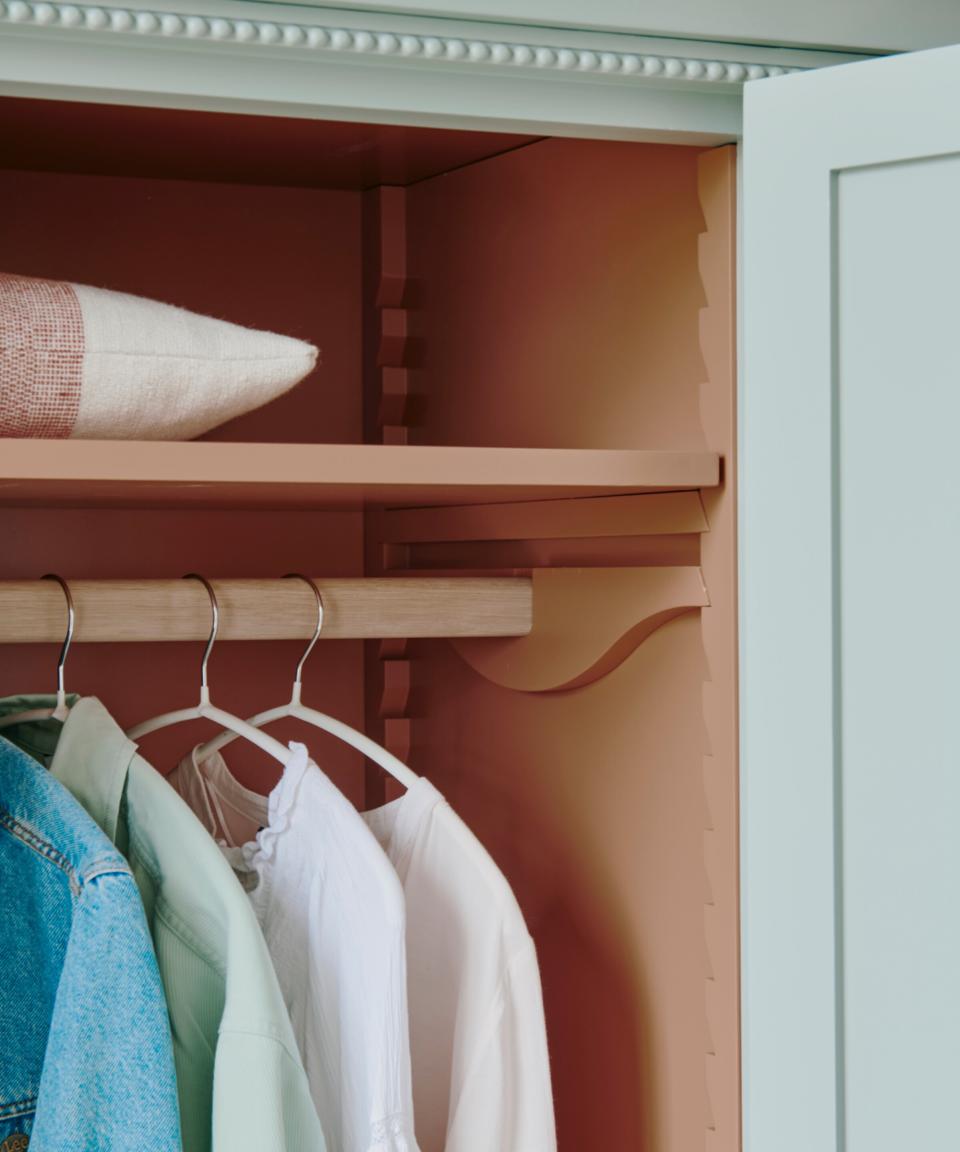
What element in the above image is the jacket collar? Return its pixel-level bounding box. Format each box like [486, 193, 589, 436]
[0, 695, 135, 847]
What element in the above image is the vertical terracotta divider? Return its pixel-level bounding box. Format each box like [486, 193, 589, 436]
[697, 145, 740, 1152]
[401, 139, 728, 1151]
[362, 185, 413, 806]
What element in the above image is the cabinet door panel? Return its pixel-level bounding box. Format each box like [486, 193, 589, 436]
[741, 45, 960, 1152]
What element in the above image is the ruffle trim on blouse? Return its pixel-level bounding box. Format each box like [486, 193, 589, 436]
[368, 1111, 420, 1152]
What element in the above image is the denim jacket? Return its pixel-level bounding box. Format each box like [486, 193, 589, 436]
[1, 695, 325, 1152]
[0, 734, 182, 1151]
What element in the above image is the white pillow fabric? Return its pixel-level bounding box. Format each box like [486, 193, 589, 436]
[0, 272, 318, 439]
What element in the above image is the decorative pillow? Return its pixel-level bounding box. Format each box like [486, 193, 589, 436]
[0, 272, 318, 439]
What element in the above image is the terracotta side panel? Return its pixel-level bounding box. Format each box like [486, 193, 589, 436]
[697, 146, 740, 1152]
[405, 138, 709, 451]
[406, 619, 709, 1151]
[388, 139, 736, 1152]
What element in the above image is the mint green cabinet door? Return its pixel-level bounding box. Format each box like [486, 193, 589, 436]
[741, 45, 960, 1152]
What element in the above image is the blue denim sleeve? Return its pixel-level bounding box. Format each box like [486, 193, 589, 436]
[30, 864, 182, 1152]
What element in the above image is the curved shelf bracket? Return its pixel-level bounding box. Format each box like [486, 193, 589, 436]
[453, 566, 709, 693]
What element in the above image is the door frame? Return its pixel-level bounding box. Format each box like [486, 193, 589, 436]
[0, 0, 865, 142]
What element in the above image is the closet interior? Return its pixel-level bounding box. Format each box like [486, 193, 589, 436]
[0, 96, 738, 1152]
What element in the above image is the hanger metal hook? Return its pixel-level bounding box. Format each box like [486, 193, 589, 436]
[184, 573, 218, 702]
[284, 574, 324, 701]
[42, 573, 74, 706]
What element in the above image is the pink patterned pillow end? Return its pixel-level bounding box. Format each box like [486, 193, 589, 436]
[0, 273, 83, 438]
[0, 272, 318, 440]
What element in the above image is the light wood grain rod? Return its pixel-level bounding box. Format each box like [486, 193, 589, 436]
[0, 578, 533, 643]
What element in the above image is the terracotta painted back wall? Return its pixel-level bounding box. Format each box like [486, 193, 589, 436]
[0, 166, 369, 795]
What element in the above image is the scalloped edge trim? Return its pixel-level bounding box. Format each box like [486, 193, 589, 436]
[0, 0, 806, 85]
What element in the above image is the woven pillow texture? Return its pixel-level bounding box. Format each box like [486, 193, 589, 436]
[0, 272, 318, 439]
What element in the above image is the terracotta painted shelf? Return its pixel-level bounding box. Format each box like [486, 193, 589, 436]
[0, 441, 721, 509]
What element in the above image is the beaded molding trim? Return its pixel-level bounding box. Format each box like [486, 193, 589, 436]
[0, 0, 805, 85]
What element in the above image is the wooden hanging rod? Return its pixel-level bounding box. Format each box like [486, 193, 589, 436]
[0, 578, 532, 643]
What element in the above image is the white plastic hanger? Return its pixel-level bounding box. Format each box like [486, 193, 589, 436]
[0, 573, 75, 731]
[126, 574, 293, 768]
[197, 574, 418, 790]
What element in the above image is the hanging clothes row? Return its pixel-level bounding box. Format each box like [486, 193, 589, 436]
[0, 575, 556, 1152]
